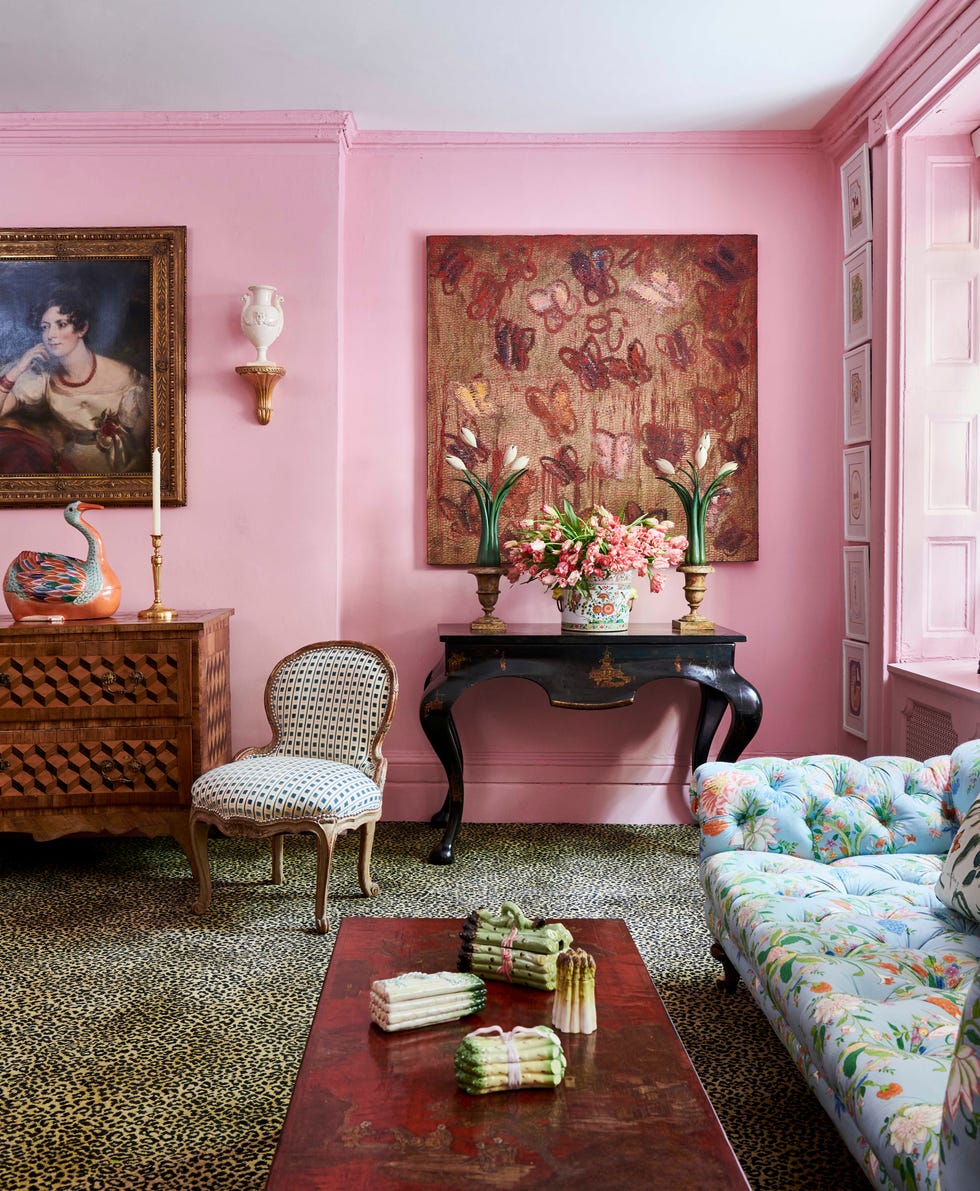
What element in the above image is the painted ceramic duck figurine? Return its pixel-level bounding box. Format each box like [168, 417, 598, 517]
[4, 501, 121, 621]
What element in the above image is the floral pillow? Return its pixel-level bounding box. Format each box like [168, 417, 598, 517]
[936, 796, 980, 921]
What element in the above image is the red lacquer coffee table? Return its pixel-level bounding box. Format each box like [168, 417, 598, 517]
[265, 917, 750, 1190]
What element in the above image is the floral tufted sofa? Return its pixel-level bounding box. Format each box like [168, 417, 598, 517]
[690, 741, 980, 1190]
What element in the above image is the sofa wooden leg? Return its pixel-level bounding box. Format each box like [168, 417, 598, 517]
[710, 940, 740, 994]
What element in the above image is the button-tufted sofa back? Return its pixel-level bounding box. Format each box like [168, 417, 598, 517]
[691, 740, 980, 863]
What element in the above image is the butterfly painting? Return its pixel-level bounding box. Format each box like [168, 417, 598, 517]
[655, 323, 698, 371]
[526, 381, 577, 438]
[570, 246, 618, 305]
[628, 270, 683, 311]
[540, 443, 586, 486]
[431, 241, 472, 296]
[527, 279, 580, 334]
[427, 234, 758, 565]
[452, 377, 495, 419]
[494, 319, 535, 371]
[593, 429, 634, 480]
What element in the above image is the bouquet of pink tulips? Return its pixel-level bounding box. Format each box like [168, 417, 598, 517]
[503, 500, 687, 598]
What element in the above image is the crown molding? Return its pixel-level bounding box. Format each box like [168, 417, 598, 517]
[0, 110, 355, 147]
[349, 127, 821, 153]
[817, 0, 980, 157]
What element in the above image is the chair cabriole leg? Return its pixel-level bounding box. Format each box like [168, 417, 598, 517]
[313, 828, 337, 934]
[270, 834, 284, 885]
[358, 820, 380, 898]
[189, 815, 214, 916]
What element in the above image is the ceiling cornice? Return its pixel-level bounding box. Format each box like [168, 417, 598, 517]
[0, 110, 354, 147]
[348, 128, 822, 153]
[816, 0, 980, 156]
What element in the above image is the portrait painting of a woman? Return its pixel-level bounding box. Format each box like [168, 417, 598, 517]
[0, 262, 152, 477]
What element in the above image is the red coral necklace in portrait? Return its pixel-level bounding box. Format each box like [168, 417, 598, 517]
[58, 353, 97, 388]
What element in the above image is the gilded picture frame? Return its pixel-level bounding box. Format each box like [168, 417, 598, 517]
[0, 226, 186, 507]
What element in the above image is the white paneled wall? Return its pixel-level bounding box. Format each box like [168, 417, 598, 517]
[902, 136, 980, 661]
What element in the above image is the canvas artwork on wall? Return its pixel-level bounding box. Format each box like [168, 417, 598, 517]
[0, 226, 185, 508]
[426, 234, 759, 566]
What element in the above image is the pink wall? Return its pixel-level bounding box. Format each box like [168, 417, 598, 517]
[0, 113, 348, 756]
[0, 116, 842, 827]
[343, 133, 843, 823]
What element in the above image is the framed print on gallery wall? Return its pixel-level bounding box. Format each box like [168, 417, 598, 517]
[841, 144, 872, 254]
[843, 244, 872, 349]
[843, 639, 868, 739]
[843, 544, 870, 642]
[843, 445, 870, 541]
[0, 226, 186, 508]
[843, 343, 871, 444]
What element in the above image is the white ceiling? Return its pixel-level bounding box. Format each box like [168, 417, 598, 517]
[0, 0, 930, 134]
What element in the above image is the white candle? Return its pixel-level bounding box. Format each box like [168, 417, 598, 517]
[151, 448, 161, 535]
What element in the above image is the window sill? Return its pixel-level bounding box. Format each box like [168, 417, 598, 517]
[888, 660, 980, 703]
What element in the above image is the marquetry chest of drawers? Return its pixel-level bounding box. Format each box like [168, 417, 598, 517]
[0, 609, 233, 866]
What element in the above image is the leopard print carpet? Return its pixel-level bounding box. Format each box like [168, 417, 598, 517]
[1, 822, 867, 1191]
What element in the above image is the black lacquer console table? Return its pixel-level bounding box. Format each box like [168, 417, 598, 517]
[419, 623, 762, 864]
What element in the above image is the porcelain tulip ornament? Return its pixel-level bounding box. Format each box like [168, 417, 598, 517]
[240, 285, 284, 364]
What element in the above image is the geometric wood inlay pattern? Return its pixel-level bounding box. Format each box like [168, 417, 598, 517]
[0, 610, 232, 861]
[201, 647, 231, 771]
[0, 738, 180, 796]
[0, 652, 180, 711]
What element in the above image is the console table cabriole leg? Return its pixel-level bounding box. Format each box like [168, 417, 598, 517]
[692, 686, 728, 772]
[419, 690, 465, 865]
[429, 710, 464, 830]
[712, 670, 763, 762]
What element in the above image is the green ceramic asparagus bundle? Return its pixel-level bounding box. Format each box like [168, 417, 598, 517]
[552, 947, 597, 1034]
[370, 970, 486, 1032]
[457, 902, 573, 990]
[455, 1024, 567, 1094]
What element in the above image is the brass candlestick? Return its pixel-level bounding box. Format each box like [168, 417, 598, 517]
[138, 533, 178, 621]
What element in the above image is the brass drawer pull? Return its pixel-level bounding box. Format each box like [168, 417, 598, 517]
[99, 758, 146, 787]
[100, 670, 146, 695]
[0, 672, 10, 688]
[0, 757, 8, 771]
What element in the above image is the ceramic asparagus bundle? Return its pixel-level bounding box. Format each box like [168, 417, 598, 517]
[370, 970, 486, 1032]
[458, 902, 573, 990]
[552, 947, 597, 1034]
[455, 1025, 566, 1095]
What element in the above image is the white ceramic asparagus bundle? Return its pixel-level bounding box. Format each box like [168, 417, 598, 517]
[552, 947, 597, 1034]
[457, 903, 574, 990]
[370, 970, 486, 1032]
[454, 1025, 566, 1095]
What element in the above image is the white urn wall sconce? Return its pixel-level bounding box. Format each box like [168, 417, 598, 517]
[235, 284, 285, 424]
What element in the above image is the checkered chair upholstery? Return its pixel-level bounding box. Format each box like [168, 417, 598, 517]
[188, 642, 397, 933]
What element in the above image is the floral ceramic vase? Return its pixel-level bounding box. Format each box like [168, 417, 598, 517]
[555, 574, 636, 633]
[240, 285, 285, 364]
